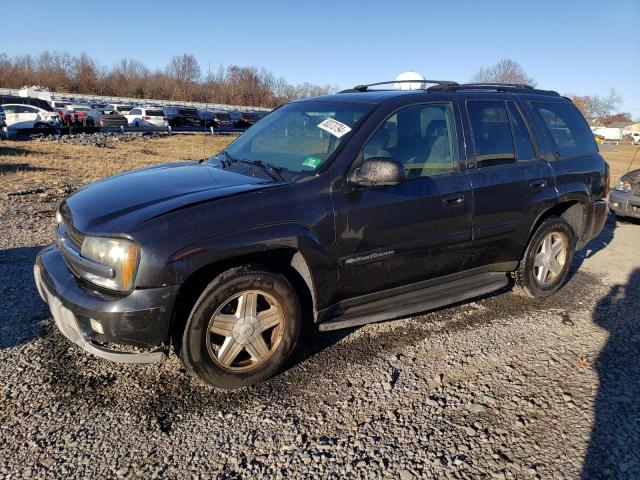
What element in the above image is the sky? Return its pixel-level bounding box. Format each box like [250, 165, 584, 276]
[1, 0, 639, 117]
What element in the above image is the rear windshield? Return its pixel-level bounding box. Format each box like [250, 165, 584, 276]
[530, 101, 597, 158]
[242, 113, 258, 120]
[116, 106, 132, 112]
[179, 108, 198, 116]
[215, 113, 231, 121]
[146, 110, 164, 116]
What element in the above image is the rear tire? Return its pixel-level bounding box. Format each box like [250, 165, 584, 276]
[512, 217, 575, 298]
[179, 265, 301, 389]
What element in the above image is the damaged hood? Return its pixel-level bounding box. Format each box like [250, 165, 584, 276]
[62, 161, 272, 234]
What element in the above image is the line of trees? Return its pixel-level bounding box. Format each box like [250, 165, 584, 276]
[469, 58, 632, 125]
[0, 51, 337, 107]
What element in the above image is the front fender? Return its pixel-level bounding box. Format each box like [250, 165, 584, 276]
[168, 222, 338, 312]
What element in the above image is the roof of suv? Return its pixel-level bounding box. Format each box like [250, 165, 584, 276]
[299, 81, 566, 104]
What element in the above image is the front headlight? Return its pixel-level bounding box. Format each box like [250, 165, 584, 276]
[614, 180, 631, 192]
[80, 236, 140, 292]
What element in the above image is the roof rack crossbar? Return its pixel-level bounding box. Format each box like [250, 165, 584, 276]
[347, 79, 459, 92]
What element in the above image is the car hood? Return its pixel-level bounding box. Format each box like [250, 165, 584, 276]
[62, 161, 272, 234]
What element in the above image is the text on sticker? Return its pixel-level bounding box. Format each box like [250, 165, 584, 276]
[317, 118, 352, 138]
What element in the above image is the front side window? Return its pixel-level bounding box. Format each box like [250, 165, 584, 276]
[530, 101, 597, 158]
[363, 103, 459, 178]
[467, 100, 515, 168]
[223, 101, 375, 173]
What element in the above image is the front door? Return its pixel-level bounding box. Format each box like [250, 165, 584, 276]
[333, 101, 472, 301]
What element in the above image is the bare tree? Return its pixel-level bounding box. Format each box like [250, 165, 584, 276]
[0, 51, 338, 107]
[166, 54, 201, 83]
[590, 89, 622, 120]
[470, 58, 536, 86]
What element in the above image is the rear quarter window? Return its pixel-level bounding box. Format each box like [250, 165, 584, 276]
[530, 101, 597, 158]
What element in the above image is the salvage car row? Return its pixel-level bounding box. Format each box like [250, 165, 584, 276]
[0, 96, 267, 130]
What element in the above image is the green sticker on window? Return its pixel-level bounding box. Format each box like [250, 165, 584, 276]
[302, 156, 322, 169]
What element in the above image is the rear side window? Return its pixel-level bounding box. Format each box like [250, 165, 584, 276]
[467, 101, 515, 168]
[530, 101, 597, 158]
[506, 102, 537, 161]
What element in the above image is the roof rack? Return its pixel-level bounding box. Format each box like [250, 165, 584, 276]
[427, 83, 560, 96]
[339, 79, 459, 93]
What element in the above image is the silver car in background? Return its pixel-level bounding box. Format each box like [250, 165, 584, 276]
[609, 169, 640, 220]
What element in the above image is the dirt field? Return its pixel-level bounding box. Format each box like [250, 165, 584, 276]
[1, 135, 639, 479]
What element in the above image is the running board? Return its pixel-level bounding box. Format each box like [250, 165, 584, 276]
[318, 272, 509, 332]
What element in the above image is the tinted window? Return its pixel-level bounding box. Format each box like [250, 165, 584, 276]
[116, 106, 131, 112]
[215, 113, 231, 121]
[531, 102, 597, 158]
[467, 101, 515, 168]
[363, 103, 459, 178]
[147, 110, 164, 116]
[3, 105, 16, 113]
[17, 105, 37, 113]
[506, 102, 536, 161]
[224, 100, 374, 173]
[130, 109, 140, 115]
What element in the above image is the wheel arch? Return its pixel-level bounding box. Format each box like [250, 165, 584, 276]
[526, 200, 585, 256]
[168, 246, 318, 351]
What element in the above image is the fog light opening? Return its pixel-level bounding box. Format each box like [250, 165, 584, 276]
[90, 318, 104, 334]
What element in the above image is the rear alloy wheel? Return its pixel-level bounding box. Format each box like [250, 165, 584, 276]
[179, 266, 301, 389]
[513, 217, 575, 298]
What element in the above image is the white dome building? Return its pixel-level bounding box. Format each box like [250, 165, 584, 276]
[394, 71, 426, 90]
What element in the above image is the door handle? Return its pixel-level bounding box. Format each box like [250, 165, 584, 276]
[530, 180, 547, 190]
[443, 195, 465, 205]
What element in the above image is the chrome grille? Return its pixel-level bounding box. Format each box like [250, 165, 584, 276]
[64, 221, 85, 251]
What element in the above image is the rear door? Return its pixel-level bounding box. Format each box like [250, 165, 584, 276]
[333, 100, 473, 300]
[461, 98, 556, 270]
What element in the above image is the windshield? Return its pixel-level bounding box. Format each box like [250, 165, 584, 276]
[221, 101, 374, 173]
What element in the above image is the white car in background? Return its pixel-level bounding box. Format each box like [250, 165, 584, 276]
[105, 104, 134, 115]
[125, 106, 168, 127]
[1, 104, 60, 129]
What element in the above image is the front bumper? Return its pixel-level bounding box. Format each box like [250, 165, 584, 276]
[609, 191, 640, 219]
[34, 243, 180, 363]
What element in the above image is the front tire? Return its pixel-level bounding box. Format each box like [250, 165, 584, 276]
[513, 217, 575, 298]
[179, 266, 301, 389]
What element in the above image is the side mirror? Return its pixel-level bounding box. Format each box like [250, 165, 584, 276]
[347, 157, 405, 188]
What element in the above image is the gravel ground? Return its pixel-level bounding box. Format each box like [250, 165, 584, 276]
[31, 131, 165, 148]
[1, 179, 639, 479]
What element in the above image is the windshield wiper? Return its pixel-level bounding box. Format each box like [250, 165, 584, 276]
[240, 159, 286, 182]
[215, 150, 237, 167]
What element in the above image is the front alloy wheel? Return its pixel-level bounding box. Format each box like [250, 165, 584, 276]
[206, 290, 284, 371]
[179, 266, 301, 389]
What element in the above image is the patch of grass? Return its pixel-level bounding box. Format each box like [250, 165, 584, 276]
[0, 134, 234, 192]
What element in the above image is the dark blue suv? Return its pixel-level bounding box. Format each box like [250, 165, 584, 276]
[34, 80, 609, 389]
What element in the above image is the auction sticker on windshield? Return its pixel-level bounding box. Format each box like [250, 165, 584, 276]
[317, 118, 352, 138]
